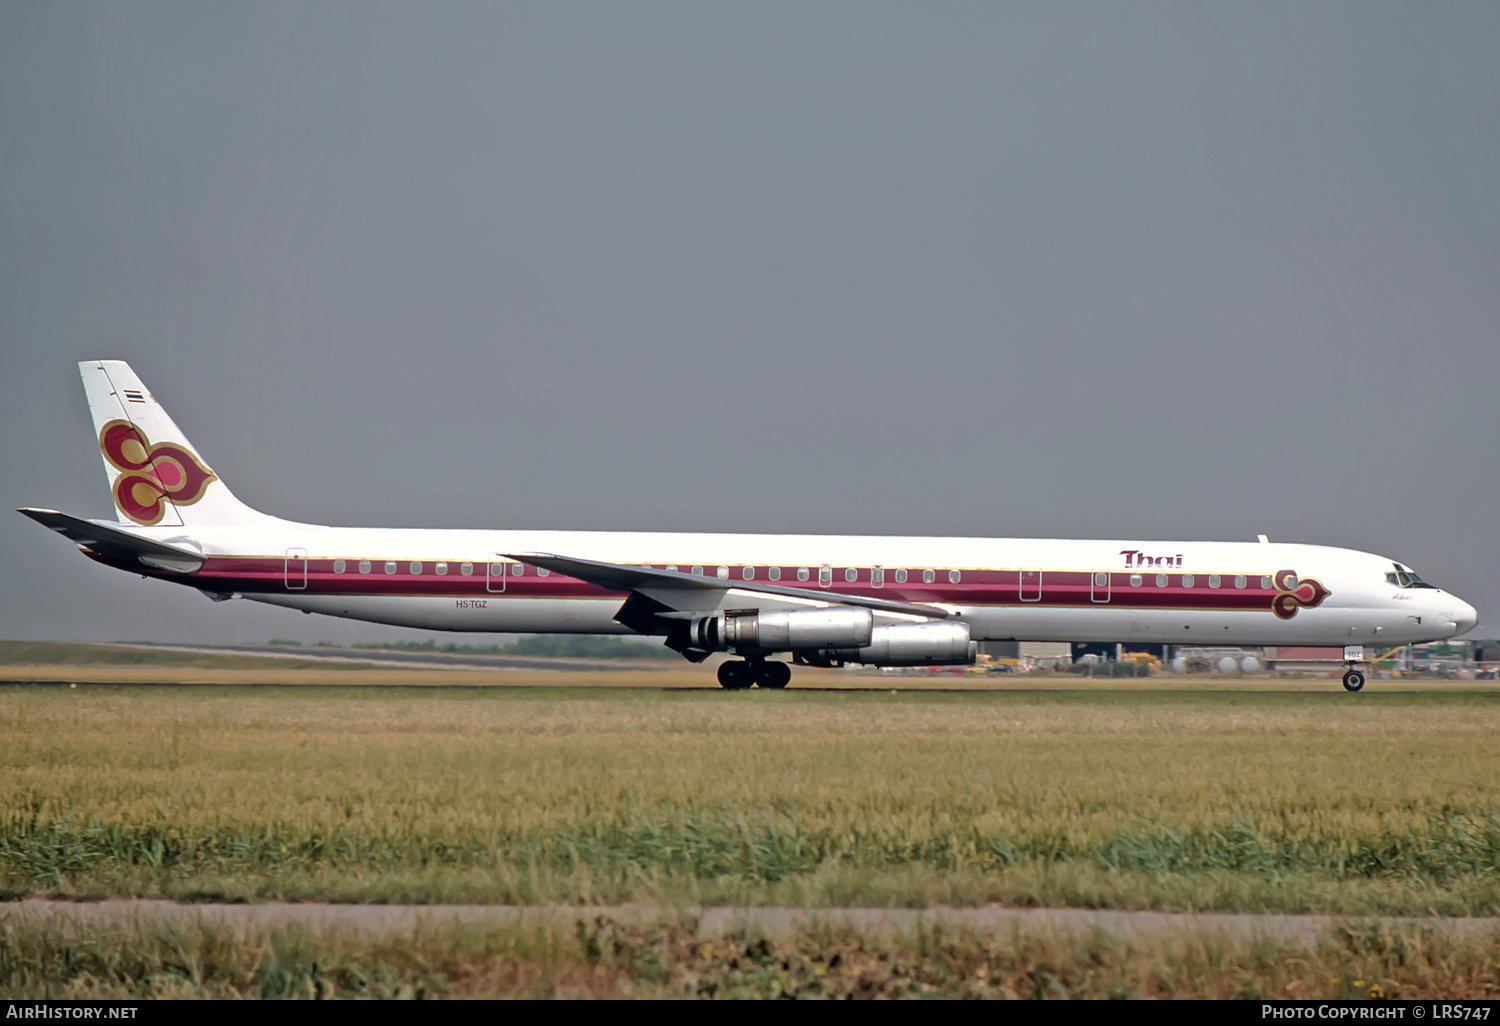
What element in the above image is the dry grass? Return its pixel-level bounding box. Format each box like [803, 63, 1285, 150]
[3, 683, 1500, 913]
[3, 914, 1499, 999]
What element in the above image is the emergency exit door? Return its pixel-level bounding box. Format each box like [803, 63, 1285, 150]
[1019, 566, 1042, 602]
[284, 548, 307, 590]
[486, 558, 508, 593]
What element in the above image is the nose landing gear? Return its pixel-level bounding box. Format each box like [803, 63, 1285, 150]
[1341, 645, 1366, 692]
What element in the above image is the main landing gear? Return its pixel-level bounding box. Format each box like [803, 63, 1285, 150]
[1341, 645, 1366, 693]
[716, 659, 792, 690]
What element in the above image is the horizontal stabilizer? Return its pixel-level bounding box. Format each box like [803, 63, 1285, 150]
[504, 551, 954, 620]
[17, 508, 205, 573]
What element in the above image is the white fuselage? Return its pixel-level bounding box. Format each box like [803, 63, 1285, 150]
[115, 522, 1475, 648]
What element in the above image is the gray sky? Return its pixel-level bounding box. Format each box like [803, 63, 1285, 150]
[3, 1, 1497, 645]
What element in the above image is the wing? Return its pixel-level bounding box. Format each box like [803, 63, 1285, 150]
[18, 508, 206, 573]
[504, 551, 955, 660]
[505, 551, 955, 621]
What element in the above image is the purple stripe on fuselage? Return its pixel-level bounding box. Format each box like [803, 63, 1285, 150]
[150, 556, 1293, 613]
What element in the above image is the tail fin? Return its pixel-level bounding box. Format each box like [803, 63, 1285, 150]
[81, 360, 276, 528]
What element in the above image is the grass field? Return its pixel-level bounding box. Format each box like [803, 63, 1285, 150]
[4, 681, 1500, 917]
[5, 914, 1498, 999]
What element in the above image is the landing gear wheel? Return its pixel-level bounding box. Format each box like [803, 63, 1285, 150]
[1342, 669, 1365, 693]
[717, 661, 753, 690]
[757, 662, 791, 689]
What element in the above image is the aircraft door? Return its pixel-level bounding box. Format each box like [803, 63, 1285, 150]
[284, 547, 308, 590]
[1019, 565, 1042, 602]
[486, 558, 508, 593]
[1090, 570, 1111, 603]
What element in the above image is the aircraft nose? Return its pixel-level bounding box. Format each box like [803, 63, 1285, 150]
[1452, 599, 1478, 637]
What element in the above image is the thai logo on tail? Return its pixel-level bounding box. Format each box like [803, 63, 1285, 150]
[1271, 568, 1330, 619]
[99, 420, 216, 525]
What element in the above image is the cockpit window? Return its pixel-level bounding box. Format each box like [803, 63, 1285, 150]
[1386, 563, 1437, 589]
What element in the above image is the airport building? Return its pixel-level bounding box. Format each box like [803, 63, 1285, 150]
[978, 640, 1072, 669]
[1018, 629, 1500, 678]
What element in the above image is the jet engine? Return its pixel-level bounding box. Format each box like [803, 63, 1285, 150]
[824, 621, 976, 666]
[688, 607, 873, 652]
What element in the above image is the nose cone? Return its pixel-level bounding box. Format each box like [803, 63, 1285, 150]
[1452, 599, 1478, 637]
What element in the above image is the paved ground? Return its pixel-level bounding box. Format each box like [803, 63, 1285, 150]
[7, 901, 1500, 947]
[122, 642, 651, 673]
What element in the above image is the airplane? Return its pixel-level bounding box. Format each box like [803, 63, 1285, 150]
[20, 361, 1478, 693]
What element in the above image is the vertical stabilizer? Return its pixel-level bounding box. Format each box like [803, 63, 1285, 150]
[81, 361, 275, 527]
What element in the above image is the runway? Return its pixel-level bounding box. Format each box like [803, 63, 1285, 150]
[117, 641, 645, 673]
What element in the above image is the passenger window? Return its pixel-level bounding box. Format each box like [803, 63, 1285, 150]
[385, 561, 397, 575]
[691, 565, 703, 576]
[1260, 575, 1272, 589]
[895, 568, 907, 584]
[871, 567, 884, 587]
[512, 564, 524, 576]
[410, 561, 423, 574]
[768, 567, 781, 581]
[1094, 572, 1108, 587]
[1130, 573, 1142, 587]
[489, 563, 504, 577]
[359, 560, 371, 574]
[1156, 573, 1168, 587]
[460, 562, 473, 576]
[1208, 574, 1220, 588]
[818, 566, 832, 587]
[435, 562, 448, 576]
[949, 570, 961, 584]
[845, 567, 858, 583]
[716, 566, 729, 579]
[1181, 573, 1194, 587]
[333, 559, 346, 574]
[1284, 574, 1298, 588]
[922, 569, 935, 584]
[665, 565, 678, 573]
[537, 568, 550, 577]
[1234, 575, 1247, 589]
[797, 567, 810, 581]
[742, 566, 754, 580]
